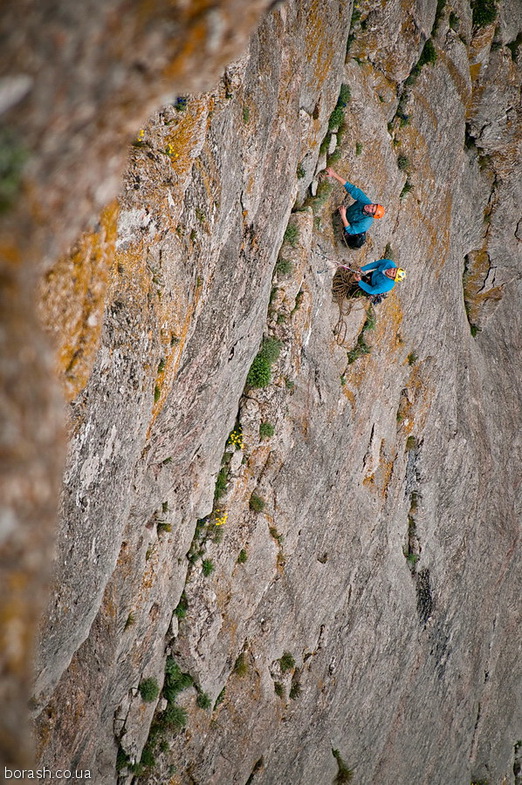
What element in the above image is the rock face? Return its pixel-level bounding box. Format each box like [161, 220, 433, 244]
[1, 0, 521, 783]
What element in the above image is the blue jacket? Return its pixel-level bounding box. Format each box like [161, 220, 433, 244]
[358, 259, 396, 295]
[343, 181, 374, 235]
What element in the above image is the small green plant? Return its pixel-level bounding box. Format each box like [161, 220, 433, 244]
[0, 129, 28, 213]
[406, 436, 417, 451]
[196, 691, 211, 709]
[246, 337, 282, 388]
[279, 652, 295, 673]
[173, 593, 188, 620]
[237, 549, 248, 564]
[116, 746, 130, 772]
[405, 551, 420, 566]
[174, 96, 187, 111]
[363, 306, 376, 331]
[274, 681, 284, 698]
[407, 351, 418, 365]
[328, 105, 345, 131]
[214, 687, 226, 708]
[289, 681, 302, 700]
[418, 38, 437, 66]
[355, 142, 363, 156]
[162, 703, 187, 731]
[163, 657, 193, 703]
[470, 324, 481, 337]
[214, 466, 229, 500]
[154, 385, 161, 402]
[202, 559, 215, 577]
[233, 652, 248, 677]
[157, 358, 166, 373]
[347, 334, 371, 363]
[139, 678, 160, 703]
[297, 163, 306, 179]
[246, 355, 271, 387]
[332, 748, 354, 784]
[449, 11, 460, 30]
[124, 612, 135, 630]
[243, 105, 250, 123]
[283, 223, 299, 247]
[397, 154, 410, 171]
[383, 243, 394, 260]
[400, 180, 414, 198]
[249, 493, 265, 512]
[471, 0, 497, 28]
[320, 133, 332, 156]
[157, 520, 172, 534]
[338, 83, 351, 105]
[259, 422, 275, 439]
[276, 257, 293, 276]
[507, 32, 522, 61]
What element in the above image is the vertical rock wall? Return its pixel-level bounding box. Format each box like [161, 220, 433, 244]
[1, 0, 521, 783]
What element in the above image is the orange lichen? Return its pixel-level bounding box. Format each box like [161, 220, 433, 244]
[38, 200, 119, 401]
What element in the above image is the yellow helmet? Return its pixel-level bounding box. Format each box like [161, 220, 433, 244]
[395, 267, 406, 282]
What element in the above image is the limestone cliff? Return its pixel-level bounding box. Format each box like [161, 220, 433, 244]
[1, 0, 521, 784]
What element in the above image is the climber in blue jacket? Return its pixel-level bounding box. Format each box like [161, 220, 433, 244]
[354, 259, 405, 295]
[326, 167, 385, 242]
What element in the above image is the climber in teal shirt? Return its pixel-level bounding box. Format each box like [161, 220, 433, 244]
[354, 259, 406, 295]
[326, 167, 385, 238]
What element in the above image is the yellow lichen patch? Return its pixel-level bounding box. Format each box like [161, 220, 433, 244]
[463, 247, 500, 326]
[38, 200, 119, 401]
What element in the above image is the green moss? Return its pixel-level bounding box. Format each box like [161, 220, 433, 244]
[283, 223, 299, 246]
[202, 559, 214, 576]
[259, 422, 275, 439]
[237, 549, 248, 564]
[233, 652, 248, 676]
[418, 39, 437, 66]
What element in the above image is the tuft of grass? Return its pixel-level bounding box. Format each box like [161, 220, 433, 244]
[163, 658, 193, 703]
[397, 154, 410, 171]
[173, 593, 188, 620]
[289, 682, 302, 700]
[279, 652, 295, 673]
[328, 105, 345, 131]
[355, 142, 363, 156]
[297, 163, 306, 179]
[237, 549, 248, 564]
[154, 385, 161, 402]
[449, 11, 460, 30]
[274, 681, 284, 698]
[400, 180, 414, 199]
[214, 466, 229, 501]
[407, 351, 418, 365]
[347, 334, 371, 364]
[276, 257, 293, 276]
[233, 652, 248, 677]
[246, 337, 282, 388]
[249, 493, 265, 512]
[283, 223, 299, 246]
[406, 436, 417, 451]
[196, 691, 211, 710]
[242, 105, 250, 123]
[202, 559, 215, 577]
[338, 83, 351, 105]
[246, 354, 272, 387]
[332, 749, 354, 784]
[418, 38, 437, 66]
[259, 422, 275, 439]
[471, 0, 497, 28]
[162, 703, 187, 731]
[157, 358, 166, 373]
[139, 678, 160, 703]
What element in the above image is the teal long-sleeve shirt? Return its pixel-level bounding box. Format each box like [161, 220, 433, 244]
[358, 259, 397, 295]
[343, 181, 374, 235]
